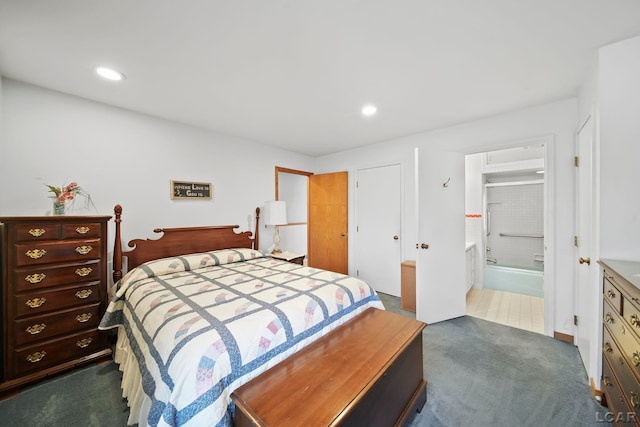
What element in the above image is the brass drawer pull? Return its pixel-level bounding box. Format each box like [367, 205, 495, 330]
[633, 352, 640, 367]
[75, 226, 91, 234]
[25, 273, 46, 284]
[25, 249, 47, 259]
[632, 391, 640, 408]
[26, 351, 46, 363]
[603, 375, 613, 388]
[76, 337, 92, 348]
[25, 297, 46, 308]
[75, 245, 93, 255]
[634, 297, 640, 304]
[607, 289, 616, 299]
[605, 313, 614, 324]
[75, 313, 92, 323]
[630, 314, 640, 328]
[28, 228, 46, 237]
[75, 289, 93, 299]
[26, 323, 46, 335]
[607, 274, 615, 280]
[604, 342, 613, 354]
[75, 267, 93, 277]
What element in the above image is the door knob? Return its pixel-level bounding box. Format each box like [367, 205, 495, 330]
[341, 233, 346, 237]
[579, 257, 591, 265]
[393, 235, 399, 240]
[421, 243, 429, 250]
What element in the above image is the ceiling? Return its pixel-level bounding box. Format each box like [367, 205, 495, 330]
[2, 1, 640, 157]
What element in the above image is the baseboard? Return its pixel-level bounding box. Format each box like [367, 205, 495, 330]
[553, 331, 574, 344]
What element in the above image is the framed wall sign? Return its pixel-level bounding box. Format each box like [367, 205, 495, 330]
[171, 180, 213, 200]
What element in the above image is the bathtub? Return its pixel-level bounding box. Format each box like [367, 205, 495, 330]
[483, 264, 543, 298]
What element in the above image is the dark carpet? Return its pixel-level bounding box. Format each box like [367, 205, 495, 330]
[0, 360, 129, 427]
[409, 315, 610, 427]
[0, 294, 611, 426]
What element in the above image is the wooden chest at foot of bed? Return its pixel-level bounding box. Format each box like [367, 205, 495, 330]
[231, 307, 427, 427]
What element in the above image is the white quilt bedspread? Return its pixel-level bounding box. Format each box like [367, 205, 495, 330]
[99, 248, 384, 427]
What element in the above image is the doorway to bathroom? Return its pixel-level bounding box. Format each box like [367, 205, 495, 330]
[465, 142, 546, 334]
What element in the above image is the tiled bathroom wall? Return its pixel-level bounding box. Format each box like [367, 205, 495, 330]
[485, 180, 544, 270]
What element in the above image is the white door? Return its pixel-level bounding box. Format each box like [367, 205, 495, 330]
[356, 164, 402, 296]
[416, 147, 466, 324]
[575, 113, 597, 378]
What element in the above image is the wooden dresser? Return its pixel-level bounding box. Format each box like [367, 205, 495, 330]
[232, 307, 427, 427]
[401, 260, 416, 312]
[599, 259, 640, 426]
[0, 216, 112, 395]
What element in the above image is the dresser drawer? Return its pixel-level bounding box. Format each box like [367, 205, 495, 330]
[605, 306, 640, 383]
[14, 223, 60, 241]
[61, 223, 103, 239]
[623, 297, 640, 340]
[605, 276, 624, 314]
[13, 260, 102, 292]
[15, 283, 101, 317]
[603, 325, 627, 374]
[14, 303, 101, 346]
[605, 312, 640, 421]
[602, 357, 635, 425]
[14, 238, 102, 266]
[13, 329, 105, 376]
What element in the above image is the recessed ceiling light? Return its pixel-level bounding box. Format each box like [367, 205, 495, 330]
[361, 104, 377, 117]
[96, 66, 125, 81]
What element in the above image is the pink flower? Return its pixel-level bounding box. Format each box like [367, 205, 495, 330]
[47, 181, 87, 206]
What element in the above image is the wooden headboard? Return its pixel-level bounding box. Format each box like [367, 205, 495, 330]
[112, 204, 260, 282]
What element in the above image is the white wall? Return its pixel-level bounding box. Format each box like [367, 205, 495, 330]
[598, 35, 640, 259]
[465, 153, 484, 289]
[0, 79, 314, 277]
[578, 54, 599, 124]
[1, 78, 583, 334]
[315, 98, 578, 335]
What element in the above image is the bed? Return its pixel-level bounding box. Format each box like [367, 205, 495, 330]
[99, 205, 386, 427]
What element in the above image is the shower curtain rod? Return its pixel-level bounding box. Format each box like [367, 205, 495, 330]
[485, 179, 544, 188]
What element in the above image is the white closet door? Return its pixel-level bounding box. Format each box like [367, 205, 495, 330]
[356, 164, 402, 296]
[575, 112, 597, 379]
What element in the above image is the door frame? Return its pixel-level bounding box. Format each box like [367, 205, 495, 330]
[463, 134, 555, 336]
[275, 166, 313, 255]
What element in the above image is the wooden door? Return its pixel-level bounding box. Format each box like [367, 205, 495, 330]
[308, 172, 348, 274]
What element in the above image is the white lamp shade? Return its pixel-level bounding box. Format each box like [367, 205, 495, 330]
[264, 201, 287, 226]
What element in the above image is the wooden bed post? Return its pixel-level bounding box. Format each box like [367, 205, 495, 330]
[113, 204, 123, 283]
[255, 207, 260, 250]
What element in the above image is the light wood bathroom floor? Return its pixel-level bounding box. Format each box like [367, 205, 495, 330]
[466, 288, 544, 334]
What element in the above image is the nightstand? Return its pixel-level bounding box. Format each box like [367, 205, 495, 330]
[271, 251, 305, 265]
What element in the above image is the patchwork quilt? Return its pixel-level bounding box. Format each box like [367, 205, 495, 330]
[99, 248, 384, 427]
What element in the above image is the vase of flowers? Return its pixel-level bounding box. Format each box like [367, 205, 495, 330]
[46, 182, 93, 215]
